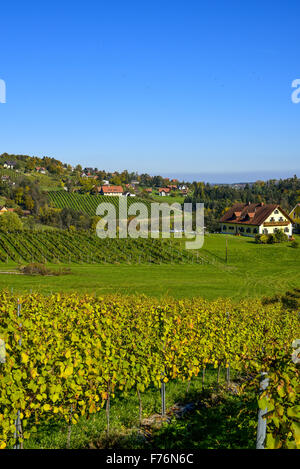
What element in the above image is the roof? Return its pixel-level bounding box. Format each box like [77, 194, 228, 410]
[101, 185, 123, 193]
[290, 203, 300, 213]
[159, 187, 171, 193]
[220, 203, 294, 226]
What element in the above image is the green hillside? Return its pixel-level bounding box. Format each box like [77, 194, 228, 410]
[48, 190, 152, 216]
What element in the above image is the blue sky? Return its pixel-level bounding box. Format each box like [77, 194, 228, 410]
[0, 0, 300, 181]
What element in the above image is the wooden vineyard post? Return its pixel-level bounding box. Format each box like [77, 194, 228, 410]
[226, 311, 230, 385]
[256, 372, 269, 449]
[106, 381, 111, 437]
[14, 299, 23, 449]
[137, 390, 143, 426]
[67, 405, 73, 449]
[161, 378, 166, 418]
[159, 309, 166, 418]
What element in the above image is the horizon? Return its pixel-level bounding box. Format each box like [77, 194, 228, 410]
[1, 150, 299, 184]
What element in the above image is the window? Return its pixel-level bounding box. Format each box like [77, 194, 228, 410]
[263, 228, 268, 234]
[223, 225, 226, 230]
[274, 209, 279, 214]
[284, 227, 289, 233]
[253, 228, 258, 234]
[246, 228, 251, 233]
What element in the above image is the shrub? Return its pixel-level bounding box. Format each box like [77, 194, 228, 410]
[255, 234, 268, 244]
[291, 240, 299, 248]
[255, 231, 288, 244]
[18, 263, 72, 276]
[267, 233, 276, 244]
[274, 230, 288, 243]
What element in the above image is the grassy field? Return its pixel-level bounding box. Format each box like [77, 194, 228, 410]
[0, 233, 299, 300]
[150, 193, 186, 205]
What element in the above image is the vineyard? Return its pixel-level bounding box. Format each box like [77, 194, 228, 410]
[0, 230, 209, 265]
[0, 169, 27, 183]
[48, 191, 152, 217]
[0, 293, 299, 449]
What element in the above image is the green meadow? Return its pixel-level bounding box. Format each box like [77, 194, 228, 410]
[0, 234, 299, 300]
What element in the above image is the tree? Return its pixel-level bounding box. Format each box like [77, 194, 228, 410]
[0, 212, 23, 230]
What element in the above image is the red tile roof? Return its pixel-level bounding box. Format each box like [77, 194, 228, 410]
[101, 185, 123, 193]
[220, 203, 293, 225]
[159, 187, 171, 193]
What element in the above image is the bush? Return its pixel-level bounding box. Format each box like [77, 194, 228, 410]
[18, 263, 72, 276]
[274, 230, 288, 243]
[255, 230, 288, 244]
[255, 234, 268, 244]
[267, 233, 276, 244]
[291, 240, 299, 248]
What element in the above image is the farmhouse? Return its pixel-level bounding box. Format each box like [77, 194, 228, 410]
[220, 203, 293, 237]
[99, 185, 123, 196]
[3, 161, 16, 169]
[290, 203, 300, 233]
[158, 188, 170, 196]
[36, 166, 46, 174]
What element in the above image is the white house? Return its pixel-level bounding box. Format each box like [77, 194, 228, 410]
[220, 203, 293, 237]
[3, 161, 16, 169]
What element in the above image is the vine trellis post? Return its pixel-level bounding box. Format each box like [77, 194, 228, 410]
[226, 311, 231, 385]
[256, 372, 269, 449]
[14, 299, 23, 449]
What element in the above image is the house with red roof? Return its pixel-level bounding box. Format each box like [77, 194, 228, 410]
[158, 188, 171, 196]
[98, 185, 123, 196]
[220, 203, 293, 237]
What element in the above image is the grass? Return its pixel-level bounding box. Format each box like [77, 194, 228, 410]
[150, 193, 186, 205]
[0, 234, 299, 300]
[23, 367, 256, 449]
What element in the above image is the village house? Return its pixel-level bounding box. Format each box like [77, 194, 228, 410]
[123, 191, 136, 197]
[220, 202, 293, 237]
[158, 188, 171, 196]
[290, 203, 300, 233]
[3, 161, 16, 170]
[98, 185, 123, 196]
[0, 206, 15, 215]
[36, 166, 46, 174]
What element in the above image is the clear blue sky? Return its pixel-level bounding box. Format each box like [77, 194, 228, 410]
[1, 0, 300, 181]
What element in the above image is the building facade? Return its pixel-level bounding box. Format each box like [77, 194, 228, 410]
[290, 204, 300, 233]
[220, 203, 293, 237]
